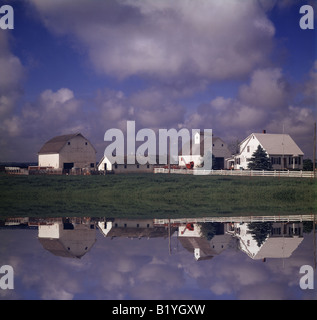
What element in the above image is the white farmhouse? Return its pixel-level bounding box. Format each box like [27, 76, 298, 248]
[230, 131, 304, 170]
[38, 133, 97, 171]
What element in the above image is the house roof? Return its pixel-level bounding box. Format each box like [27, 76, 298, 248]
[253, 237, 304, 260]
[242, 133, 304, 156]
[38, 133, 96, 154]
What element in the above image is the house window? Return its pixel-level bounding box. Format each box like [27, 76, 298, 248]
[136, 224, 139, 228]
[147, 164, 150, 169]
[90, 163, 94, 168]
[247, 146, 250, 153]
[236, 158, 240, 165]
[137, 164, 140, 169]
[271, 157, 281, 165]
[68, 142, 70, 145]
[114, 164, 118, 169]
[85, 142, 88, 145]
[124, 165, 127, 169]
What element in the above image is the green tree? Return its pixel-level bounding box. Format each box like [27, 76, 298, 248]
[248, 145, 272, 170]
[248, 222, 273, 247]
[198, 222, 223, 241]
[303, 159, 313, 171]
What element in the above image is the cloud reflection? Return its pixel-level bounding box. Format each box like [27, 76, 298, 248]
[0, 216, 316, 300]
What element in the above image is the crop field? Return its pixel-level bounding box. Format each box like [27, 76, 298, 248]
[0, 173, 316, 218]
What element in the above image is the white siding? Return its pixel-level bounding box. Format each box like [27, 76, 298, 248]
[237, 134, 264, 169]
[38, 153, 60, 168]
[38, 223, 61, 238]
[97, 156, 112, 171]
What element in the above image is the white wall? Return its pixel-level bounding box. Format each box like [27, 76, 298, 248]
[236, 135, 264, 169]
[38, 153, 60, 168]
[97, 156, 112, 171]
[38, 223, 61, 238]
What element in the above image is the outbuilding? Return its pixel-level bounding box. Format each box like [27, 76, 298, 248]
[38, 133, 97, 172]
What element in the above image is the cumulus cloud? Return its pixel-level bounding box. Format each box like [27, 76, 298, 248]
[183, 64, 316, 158]
[29, 0, 275, 87]
[238, 68, 290, 110]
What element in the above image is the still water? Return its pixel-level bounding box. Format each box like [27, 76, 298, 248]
[0, 215, 316, 300]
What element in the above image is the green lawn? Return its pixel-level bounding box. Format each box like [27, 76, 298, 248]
[0, 173, 316, 218]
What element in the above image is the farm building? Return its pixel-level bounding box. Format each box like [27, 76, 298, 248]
[38, 219, 97, 259]
[179, 132, 232, 169]
[97, 218, 173, 239]
[178, 223, 233, 261]
[228, 131, 304, 170]
[38, 133, 97, 172]
[97, 155, 157, 173]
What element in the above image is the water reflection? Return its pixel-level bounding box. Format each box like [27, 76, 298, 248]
[0, 215, 316, 300]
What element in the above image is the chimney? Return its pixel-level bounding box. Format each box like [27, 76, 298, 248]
[262, 130, 266, 134]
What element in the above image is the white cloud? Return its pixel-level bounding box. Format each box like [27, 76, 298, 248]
[29, 0, 275, 87]
[238, 68, 289, 110]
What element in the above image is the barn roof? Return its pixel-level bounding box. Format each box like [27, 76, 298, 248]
[38, 133, 96, 154]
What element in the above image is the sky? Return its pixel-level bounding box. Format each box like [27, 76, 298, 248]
[0, 228, 316, 300]
[0, 0, 316, 162]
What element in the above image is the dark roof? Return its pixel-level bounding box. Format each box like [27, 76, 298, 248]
[107, 227, 175, 239]
[38, 133, 95, 154]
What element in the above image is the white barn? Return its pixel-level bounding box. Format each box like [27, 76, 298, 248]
[229, 132, 304, 170]
[38, 133, 97, 171]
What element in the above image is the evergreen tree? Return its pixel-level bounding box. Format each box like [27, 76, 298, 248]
[248, 222, 273, 247]
[248, 145, 272, 170]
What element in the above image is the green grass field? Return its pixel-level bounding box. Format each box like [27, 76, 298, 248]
[0, 173, 316, 218]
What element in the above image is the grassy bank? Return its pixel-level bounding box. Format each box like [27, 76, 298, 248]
[0, 173, 316, 218]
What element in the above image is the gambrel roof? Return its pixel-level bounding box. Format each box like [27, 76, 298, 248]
[38, 133, 96, 154]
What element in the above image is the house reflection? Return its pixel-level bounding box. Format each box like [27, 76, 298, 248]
[0, 215, 315, 262]
[227, 221, 304, 260]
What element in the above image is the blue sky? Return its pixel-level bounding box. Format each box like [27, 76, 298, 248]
[0, 0, 316, 161]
